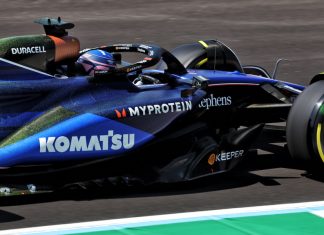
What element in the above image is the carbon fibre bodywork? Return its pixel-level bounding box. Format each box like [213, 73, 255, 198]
[0, 19, 306, 189]
[0, 56, 304, 186]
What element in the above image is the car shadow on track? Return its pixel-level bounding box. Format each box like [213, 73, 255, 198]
[0, 157, 302, 207]
[0, 210, 24, 223]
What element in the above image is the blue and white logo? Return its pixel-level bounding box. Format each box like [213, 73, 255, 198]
[39, 131, 135, 153]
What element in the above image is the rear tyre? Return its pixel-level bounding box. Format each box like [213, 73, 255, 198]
[286, 80, 324, 164]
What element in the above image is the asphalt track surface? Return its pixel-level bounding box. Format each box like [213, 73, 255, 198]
[1, 0, 324, 230]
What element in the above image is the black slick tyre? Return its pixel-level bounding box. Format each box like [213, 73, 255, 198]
[286, 80, 324, 164]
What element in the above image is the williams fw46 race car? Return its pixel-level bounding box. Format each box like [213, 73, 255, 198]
[0, 18, 321, 195]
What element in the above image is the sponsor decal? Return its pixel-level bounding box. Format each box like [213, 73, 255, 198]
[116, 46, 130, 50]
[115, 109, 127, 118]
[115, 101, 192, 119]
[39, 130, 135, 153]
[138, 59, 152, 64]
[113, 43, 132, 47]
[138, 45, 154, 56]
[199, 94, 231, 110]
[216, 150, 244, 162]
[11, 46, 46, 55]
[208, 153, 216, 165]
[139, 44, 152, 50]
[137, 48, 146, 53]
[126, 65, 142, 72]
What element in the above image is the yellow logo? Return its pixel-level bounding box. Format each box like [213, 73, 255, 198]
[208, 153, 216, 165]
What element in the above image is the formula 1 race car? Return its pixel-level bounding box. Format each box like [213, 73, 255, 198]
[0, 18, 322, 194]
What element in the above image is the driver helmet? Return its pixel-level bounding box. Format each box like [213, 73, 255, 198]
[77, 49, 116, 75]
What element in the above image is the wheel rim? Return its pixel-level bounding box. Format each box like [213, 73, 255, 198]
[315, 123, 324, 162]
[311, 98, 324, 162]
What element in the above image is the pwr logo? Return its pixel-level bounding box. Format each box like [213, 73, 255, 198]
[114, 101, 192, 119]
[115, 109, 127, 119]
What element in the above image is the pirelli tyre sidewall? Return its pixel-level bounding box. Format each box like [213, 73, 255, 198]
[286, 80, 324, 163]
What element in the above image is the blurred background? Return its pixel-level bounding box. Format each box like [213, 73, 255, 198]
[0, 0, 324, 84]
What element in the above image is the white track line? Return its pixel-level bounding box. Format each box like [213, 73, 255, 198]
[310, 210, 324, 218]
[2, 201, 324, 235]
